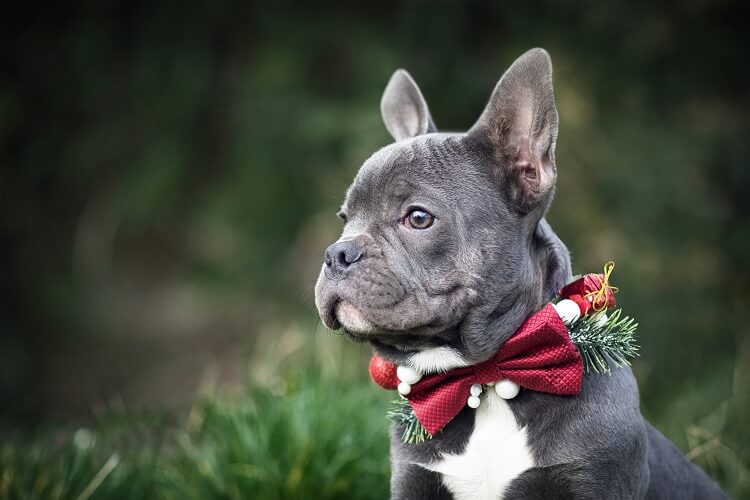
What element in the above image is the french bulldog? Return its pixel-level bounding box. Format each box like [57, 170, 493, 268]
[314, 48, 727, 499]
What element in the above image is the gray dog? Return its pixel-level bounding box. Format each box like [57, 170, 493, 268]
[314, 48, 726, 499]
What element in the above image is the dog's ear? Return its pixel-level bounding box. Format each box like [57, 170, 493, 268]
[381, 69, 437, 142]
[468, 48, 559, 214]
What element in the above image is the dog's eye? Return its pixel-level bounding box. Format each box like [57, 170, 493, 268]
[405, 209, 435, 229]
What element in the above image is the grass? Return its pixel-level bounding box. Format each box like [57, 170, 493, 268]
[0, 327, 746, 499]
[0, 368, 391, 500]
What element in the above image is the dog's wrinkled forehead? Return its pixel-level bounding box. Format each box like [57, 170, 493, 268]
[343, 134, 470, 220]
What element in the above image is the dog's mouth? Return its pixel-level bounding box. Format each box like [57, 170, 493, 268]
[333, 301, 379, 336]
[316, 277, 461, 353]
[324, 300, 442, 355]
[318, 290, 371, 334]
[320, 297, 341, 330]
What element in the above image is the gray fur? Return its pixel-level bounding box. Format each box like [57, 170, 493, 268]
[314, 48, 726, 499]
[381, 69, 437, 141]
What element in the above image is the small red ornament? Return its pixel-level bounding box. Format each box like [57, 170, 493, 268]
[559, 261, 618, 313]
[369, 355, 399, 390]
[568, 294, 592, 315]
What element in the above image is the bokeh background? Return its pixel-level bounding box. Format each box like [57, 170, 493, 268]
[1, 1, 748, 498]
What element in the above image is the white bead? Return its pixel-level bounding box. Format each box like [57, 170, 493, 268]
[396, 365, 422, 385]
[470, 383, 483, 397]
[467, 395, 481, 408]
[494, 379, 520, 399]
[397, 382, 411, 396]
[593, 312, 608, 328]
[554, 299, 581, 324]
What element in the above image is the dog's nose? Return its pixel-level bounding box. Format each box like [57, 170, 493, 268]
[324, 240, 364, 277]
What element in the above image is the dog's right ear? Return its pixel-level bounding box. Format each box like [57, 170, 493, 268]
[468, 48, 559, 215]
[381, 69, 437, 142]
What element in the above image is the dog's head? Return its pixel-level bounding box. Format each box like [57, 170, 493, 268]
[315, 48, 572, 372]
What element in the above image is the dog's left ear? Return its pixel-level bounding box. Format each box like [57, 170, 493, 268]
[468, 48, 559, 214]
[381, 69, 437, 142]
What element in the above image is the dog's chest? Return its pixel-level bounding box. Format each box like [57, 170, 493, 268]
[424, 391, 534, 500]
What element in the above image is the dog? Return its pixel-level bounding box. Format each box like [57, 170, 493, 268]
[314, 48, 727, 499]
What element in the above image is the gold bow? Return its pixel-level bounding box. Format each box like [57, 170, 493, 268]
[585, 260, 619, 312]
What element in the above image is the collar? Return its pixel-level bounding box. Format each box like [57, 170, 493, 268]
[369, 303, 583, 435]
[369, 264, 625, 438]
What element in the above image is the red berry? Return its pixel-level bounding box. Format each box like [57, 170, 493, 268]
[369, 355, 398, 389]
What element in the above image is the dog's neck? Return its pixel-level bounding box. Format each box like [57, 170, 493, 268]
[455, 218, 572, 365]
[534, 218, 573, 299]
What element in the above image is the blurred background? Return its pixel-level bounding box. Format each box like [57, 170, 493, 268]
[1, 0, 748, 498]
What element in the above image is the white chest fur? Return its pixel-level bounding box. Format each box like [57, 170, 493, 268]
[423, 390, 535, 500]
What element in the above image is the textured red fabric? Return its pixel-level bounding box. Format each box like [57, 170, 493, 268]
[369, 303, 583, 436]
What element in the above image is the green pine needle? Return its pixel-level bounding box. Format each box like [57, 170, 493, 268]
[386, 398, 432, 444]
[567, 308, 640, 374]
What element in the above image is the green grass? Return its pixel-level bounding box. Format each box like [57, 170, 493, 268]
[0, 369, 392, 500]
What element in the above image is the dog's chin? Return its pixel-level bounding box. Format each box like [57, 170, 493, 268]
[333, 301, 456, 357]
[335, 301, 380, 336]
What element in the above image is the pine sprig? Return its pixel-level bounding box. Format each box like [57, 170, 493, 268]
[387, 398, 431, 444]
[567, 308, 639, 374]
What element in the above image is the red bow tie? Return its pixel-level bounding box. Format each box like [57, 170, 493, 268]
[369, 303, 583, 435]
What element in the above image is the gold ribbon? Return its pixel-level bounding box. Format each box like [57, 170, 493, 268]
[585, 260, 619, 312]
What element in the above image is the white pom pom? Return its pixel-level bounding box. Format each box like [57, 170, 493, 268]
[397, 382, 411, 396]
[467, 395, 481, 409]
[494, 379, 520, 400]
[470, 383, 483, 397]
[554, 299, 581, 324]
[396, 365, 422, 385]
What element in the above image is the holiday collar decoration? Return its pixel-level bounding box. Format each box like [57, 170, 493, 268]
[372, 304, 581, 436]
[370, 261, 640, 444]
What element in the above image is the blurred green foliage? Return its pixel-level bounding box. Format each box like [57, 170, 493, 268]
[1, 366, 391, 500]
[1, 0, 748, 497]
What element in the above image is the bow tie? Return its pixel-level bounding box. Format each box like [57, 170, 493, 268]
[370, 303, 583, 435]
